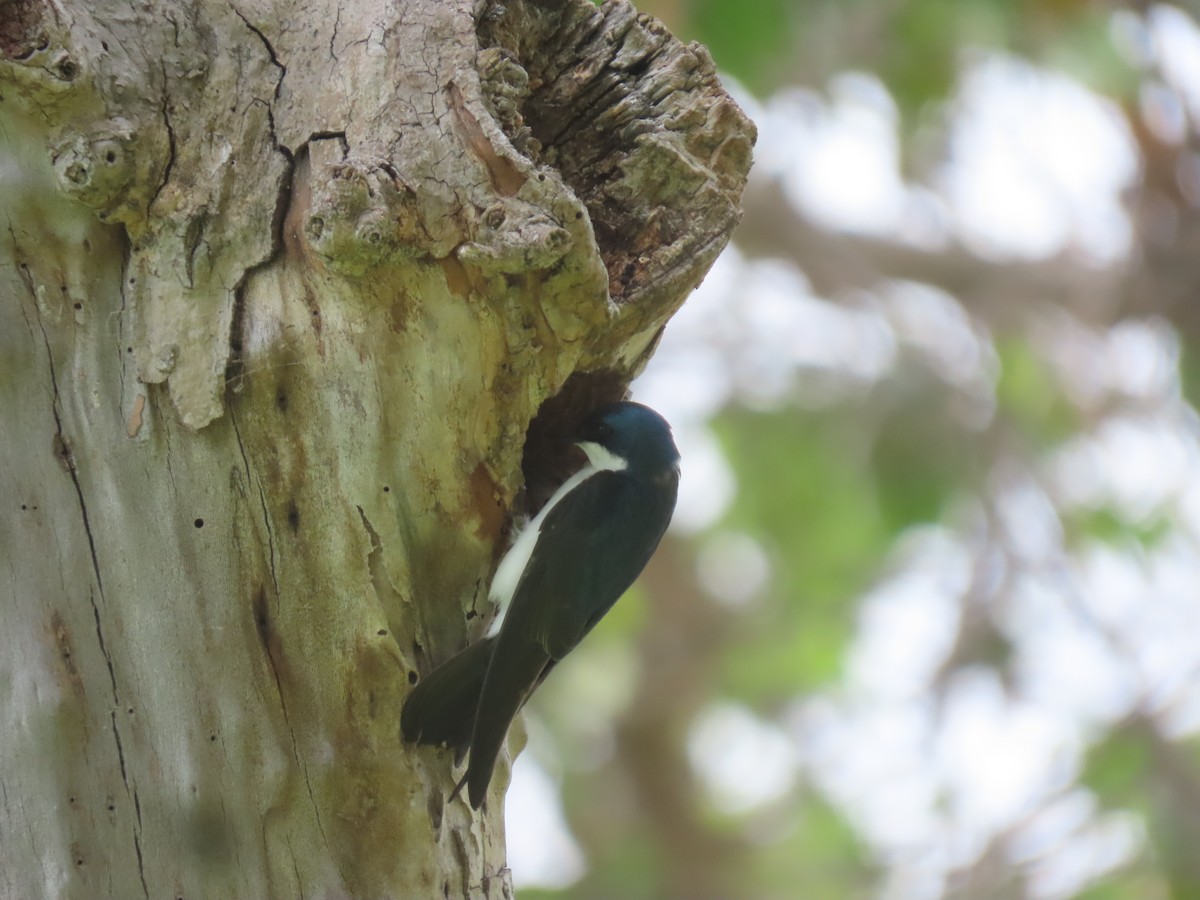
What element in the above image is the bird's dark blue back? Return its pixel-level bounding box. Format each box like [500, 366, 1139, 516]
[516, 469, 676, 657]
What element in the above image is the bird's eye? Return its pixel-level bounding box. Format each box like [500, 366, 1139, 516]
[594, 422, 613, 439]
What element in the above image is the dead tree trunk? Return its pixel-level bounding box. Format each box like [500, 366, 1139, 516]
[0, 0, 753, 896]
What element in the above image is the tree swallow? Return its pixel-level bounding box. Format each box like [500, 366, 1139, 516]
[401, 401, 681, 809]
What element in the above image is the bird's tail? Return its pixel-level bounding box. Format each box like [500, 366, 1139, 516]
[466, 635, 554, 809]
[401, 636, 497, 764]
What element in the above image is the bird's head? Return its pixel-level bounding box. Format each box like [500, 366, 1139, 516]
[574, 401, 681, 478]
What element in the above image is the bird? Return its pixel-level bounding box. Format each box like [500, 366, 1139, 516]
[401, 400, 680, 809]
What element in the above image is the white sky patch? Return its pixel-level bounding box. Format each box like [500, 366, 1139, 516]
[737, 260, 896, 397]
[1139, 79, 1189, 144]
[1075, 414, 1192, 520]
[878, 867, 946, 900]
[1002, 569, 1141, 725]
[688, 702, 800, 814]
[633, 246, 741, 425]
[742, 301, 888, 408]
[936, 669, 1079, 835]
[1161, 683, 1200, 738]
[1110, 9, 1156, 69]
[1009, 789, 1096, 864]
[759, 73, 914, 237]
[1149, 4, 1200, 123]
[796, 697, 944, 853]
[882, 281, 997, 426]
[1014, 616, 1141, 727]
[1105, 318, 1179, 399]
[638, 251, 897, 419]
[1122, 537, 1200, 701]
[505, 756, 586, 891]
[847, 527, 969, 699]
[1024, 810, 1144, 900]
[885, 281, 988, 389]
[1034, 315, 1179, 411]
[695, 530, 771, 608]
[992, 466, 1066, 564]
[940, 54, 1136, 262]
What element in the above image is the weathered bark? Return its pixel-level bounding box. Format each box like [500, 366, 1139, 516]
[0, 0, 752, 897]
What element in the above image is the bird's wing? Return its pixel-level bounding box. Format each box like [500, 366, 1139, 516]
[518, 471, 666, 659]
[466, 471, 671, 807]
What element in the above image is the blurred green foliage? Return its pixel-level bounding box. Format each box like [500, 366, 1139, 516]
[645, 0, 1132, 117]
[1081, 722, 1155, 810]
[685, 0, 796, 94]
[715, 409, 888, 691]
[995, 337, 1080, 449]
[1064, 506, 1172, 549]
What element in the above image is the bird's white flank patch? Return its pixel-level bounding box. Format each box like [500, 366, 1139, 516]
[486, 443, 628, 638]
[487, 465, 596, 637]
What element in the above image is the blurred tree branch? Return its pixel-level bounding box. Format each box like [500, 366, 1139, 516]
[737, 111, 1200, 341]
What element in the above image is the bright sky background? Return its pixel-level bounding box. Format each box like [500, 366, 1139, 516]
[508, 7, 1200, 896]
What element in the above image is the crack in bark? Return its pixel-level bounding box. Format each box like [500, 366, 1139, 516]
[182, 210, 209, 288]
[90, 587, 120, 702]
[255, 479, 278, 591]
[13, 237, 152, 900]
[248, 579, 326, 852]
[116, 238, 133, 416]
[109, 710, 129, 787]
[300, 765, 329, 849]
[220, 136, 292, 413]
[254, 592, 330, 852]
[231, 413, 279, 593]
[159, 404, 179, 492]
[225, 110, 296, 390]
[307, 130, 349, 157]
[33, 310, 107, 599]
[231, 4, 286, 100]
[329, 3, 342, 62]
[231, 409, 311, 843]
[356, 506, 400, 617]
[131, 790, 150, 900]
[149, 69, 177, 213]
[287, 837, 307, 900]
[23, 255, 126, 727]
